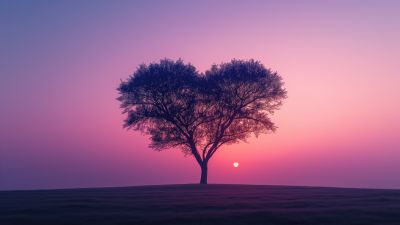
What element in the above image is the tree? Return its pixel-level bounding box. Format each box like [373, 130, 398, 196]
[117, 59, 287, 184]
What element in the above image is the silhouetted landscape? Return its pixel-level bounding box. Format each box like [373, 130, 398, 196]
[2, 184, 400, 225]
[2, 1, 400, 224]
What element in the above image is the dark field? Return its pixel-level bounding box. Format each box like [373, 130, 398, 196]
[1, 184, 400, 225]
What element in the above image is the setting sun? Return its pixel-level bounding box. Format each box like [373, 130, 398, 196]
[233, 162, 239, 168]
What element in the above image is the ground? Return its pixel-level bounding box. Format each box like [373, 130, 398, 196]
[1, 184, 400, 225]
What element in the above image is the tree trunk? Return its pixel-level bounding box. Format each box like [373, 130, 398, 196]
[200, 162, 208, 184]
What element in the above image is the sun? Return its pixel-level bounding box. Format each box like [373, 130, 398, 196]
[233, 162, 239, 168]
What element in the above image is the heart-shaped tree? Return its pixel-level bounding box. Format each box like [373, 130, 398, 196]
[117, 59, 287, 184]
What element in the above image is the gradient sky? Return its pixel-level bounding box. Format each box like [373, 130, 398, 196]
[1, 0, 399, 190]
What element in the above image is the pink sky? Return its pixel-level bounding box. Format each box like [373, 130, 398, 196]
[1, 0, 399, 190]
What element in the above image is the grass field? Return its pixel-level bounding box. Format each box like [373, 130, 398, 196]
[1, 184, 400, 225]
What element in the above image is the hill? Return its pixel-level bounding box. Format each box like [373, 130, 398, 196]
[1, 184, 400, 225]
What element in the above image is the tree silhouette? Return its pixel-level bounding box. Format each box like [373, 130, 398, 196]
[117, 59, 286, 184]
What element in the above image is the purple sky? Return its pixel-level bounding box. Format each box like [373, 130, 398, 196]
[1, 0, 400, 190]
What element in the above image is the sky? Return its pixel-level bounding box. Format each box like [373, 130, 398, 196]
[1, 0, 399, 190]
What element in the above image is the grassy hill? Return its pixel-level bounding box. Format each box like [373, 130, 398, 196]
[1, 184, 400, 225]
